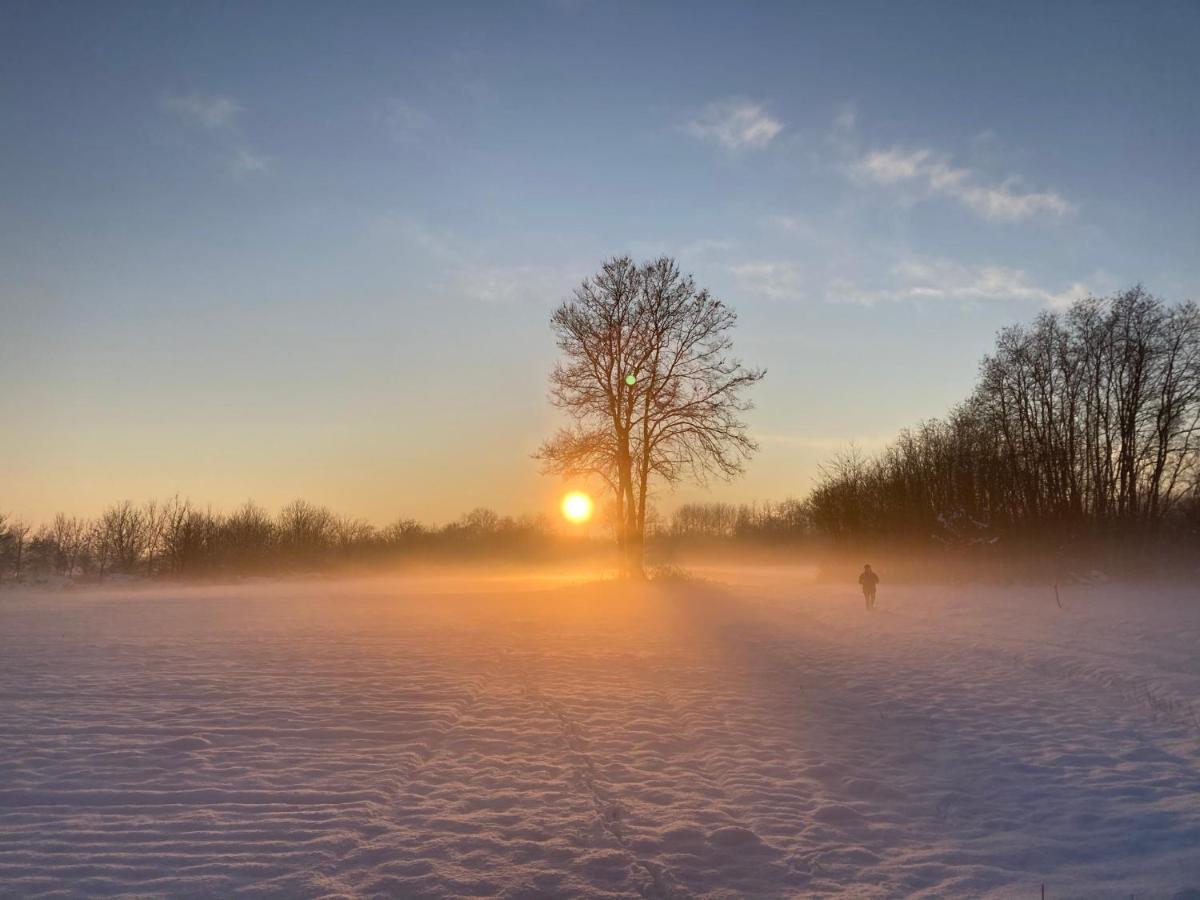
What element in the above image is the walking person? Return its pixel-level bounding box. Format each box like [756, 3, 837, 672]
[859, 563, 880, 611]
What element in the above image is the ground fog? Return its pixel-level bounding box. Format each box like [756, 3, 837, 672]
[1, 569, 1198, 898]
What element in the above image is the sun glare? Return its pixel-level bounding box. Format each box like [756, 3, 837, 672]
[561, 491, 594, 524]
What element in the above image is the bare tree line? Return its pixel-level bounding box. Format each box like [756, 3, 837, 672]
[808, 287, 1200, 554]
[666, 499, 811, 540]
[4, 286, 1195, 582]
[0, 493, 821, 584]
[0, 500, 572, 582]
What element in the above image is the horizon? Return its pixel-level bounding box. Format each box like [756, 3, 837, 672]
[4, 1, 1200, 525]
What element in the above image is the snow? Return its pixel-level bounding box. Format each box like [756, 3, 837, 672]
[1, 569, 1198, 898]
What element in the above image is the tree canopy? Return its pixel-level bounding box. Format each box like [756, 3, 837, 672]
[537, 256, 765, 576]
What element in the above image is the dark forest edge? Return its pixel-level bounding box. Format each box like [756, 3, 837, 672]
[807, 286, 1200, 567]
[2, 286, 1198, 586]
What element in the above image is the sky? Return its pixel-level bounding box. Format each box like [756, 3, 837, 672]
[2, 0, 1199, 526]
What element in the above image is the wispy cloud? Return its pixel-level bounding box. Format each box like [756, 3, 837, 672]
[832, 101, 858, 135]
[378, 215, 467, 265]
[162, 92, 242, 129]
[731, 248, 1091, 310]
[161, 91, 270, 177]
[626, 237, 737, 265]
[372, 214, 582, 304]
[383, 100, 433, 144]
[730, 261, 805, 301]
[764, 213, 821, 241]
[685, 98, 782, 151]
[231, 148, 270, 175]
[831, 258, 1089, 309]
[452, 264, 581, 304]
[849, 146, 1073, 222]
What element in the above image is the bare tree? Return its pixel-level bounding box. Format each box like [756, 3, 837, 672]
[221, 501, 273, 573]
[277, 499, 336, 567]
[94, 501, 148, 576]
[161, 497, 211, 575]
[49, 513, 88, 577]
[0, 513, 7, 584]
[333, 516, 375, 559]
[141, 500, 166, 576]
[2, 519, 31, 582]
[537, 256, 765, 576]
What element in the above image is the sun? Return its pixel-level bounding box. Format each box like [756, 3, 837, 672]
[561, 491, 594, 524]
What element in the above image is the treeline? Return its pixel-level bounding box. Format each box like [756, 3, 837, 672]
[665, 499, 811, 540]
[807, 287, 1200, 554]
[0, 496, 820, 582]
[0, 501, 576, 582]
[4, 287, 1196, 582]
[0, 494, 822, 583]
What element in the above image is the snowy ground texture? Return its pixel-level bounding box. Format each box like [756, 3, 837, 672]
[1, 569, 1199, 899]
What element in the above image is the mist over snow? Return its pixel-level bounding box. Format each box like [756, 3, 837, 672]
[1, 571, 1197, 897]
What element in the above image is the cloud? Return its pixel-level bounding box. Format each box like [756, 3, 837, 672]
[161, 92, 271, 177]
[731, 249, 1090, 310]
[849, 146, 1073, 222]
[832, 102, 858, 135]
[452, 265, 581, 304]
[957, 182, 1073, 221]
[730, 261, 805, 301]
[685, 99, 782, 151]
[383, 100, 433, 144]
[231, 148, 270, 175]
[831, 258, 1089, 309]
[375, 214, 466, 264]
[764, 214, 820, 241]
[626, 237, 737, 264]
[372, 214, 583, 304]
[678, 237, 735, 257]
[162, 93, 242, 129]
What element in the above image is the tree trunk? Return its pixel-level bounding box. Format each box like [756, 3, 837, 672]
[625, 528, 645, 579]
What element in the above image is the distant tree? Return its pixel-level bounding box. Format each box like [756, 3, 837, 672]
[277, 500, 335, 566]
[221, 501, 274, 572]
[333, 516, 375, 559]
[28, 527, 59, 576]
[671, 501, 739, 538]
[160, 497, 218, 574]
[537, 256, 765, 577]
[94, 501, 148, 575]
[459, 507, 501, 535]
[1, 518, 31, 581]
[380, 518, 427, 547]
[141, 500, 167, 576]
[49, 513, 88, 577]
[10, 520, 31, 581]
[0, 513, 8, 583]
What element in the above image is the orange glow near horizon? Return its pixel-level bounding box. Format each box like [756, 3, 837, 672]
[561, 491, 594, 524]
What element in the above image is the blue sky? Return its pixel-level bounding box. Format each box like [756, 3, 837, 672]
[3, 0, 1198, 524]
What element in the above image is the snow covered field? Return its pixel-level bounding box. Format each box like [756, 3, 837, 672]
[1, 569, 1198, 899]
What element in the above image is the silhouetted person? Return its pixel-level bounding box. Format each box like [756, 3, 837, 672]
[859, 564, 879, 611]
